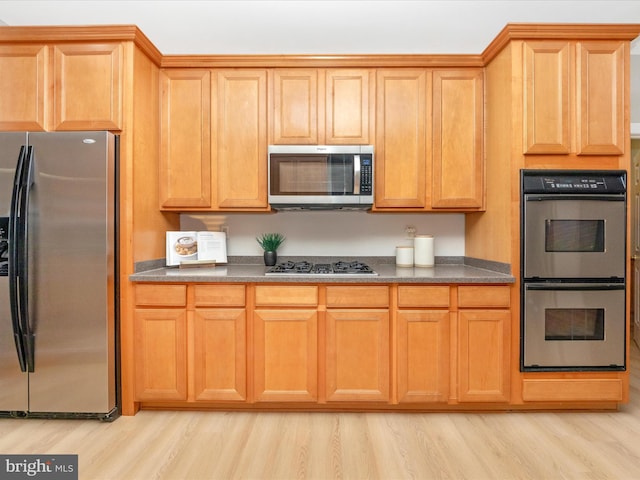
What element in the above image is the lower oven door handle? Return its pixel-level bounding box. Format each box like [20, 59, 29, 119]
[525, 283, 625, 291]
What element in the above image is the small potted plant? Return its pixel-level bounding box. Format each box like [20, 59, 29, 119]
[256, 232, 285, 266]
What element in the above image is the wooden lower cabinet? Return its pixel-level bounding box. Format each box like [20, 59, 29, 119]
[134, 284, 188, 401]
[134, 308, 188, 401]
[253, 285, 318, 402]
[325, 285, 390, 402]
[325, 309, 390, 402]
[134, 284, 247, 403]
[457, 286, 511, 403]
[253, 309, 318, 402]
[128, 282, 634, 410]
[397, 310, 450, 403]
[396, 285, 451, 403]
[193, 308, 247, 401]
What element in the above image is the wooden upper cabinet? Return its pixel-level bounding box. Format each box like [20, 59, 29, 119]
[271, 68, 373, 145]
[375, 69, 429, 209]
[523, 41, 571, 154]
[325, 69, 373, 144]
[523, 40, 625, 156]
[272, 69, 318, 144]
[0, 44, 48, 131]
[576, 41, 625, 155]
[0, 42, 123, 131]
[432, 69, 484, 209]
[159, 69, 211, 209]
[212, 69, 269, 209]
[51, 43, 123, 131]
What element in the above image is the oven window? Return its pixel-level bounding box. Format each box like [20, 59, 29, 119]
[545, 219, 605, 252]
[544, 308, 605, 341]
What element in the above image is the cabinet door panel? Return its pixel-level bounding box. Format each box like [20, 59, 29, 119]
[159, 69, 211, 208]
[432, 69, 484, 208]
[523, 41, 571, 154]
[397, 310, 450, 403]
[52, 43, 122, 130]
[194, 308, 247, 401]
[375, 69, 428, 208]
[325, 69, 372, 144]
[326, 309, 389, 401]
[134, 308, 187, 401]
[458, 310, 510, 402]
[213, 70, 268, 209]
[272, 69, 318, 144]
[0, 44, 47, 130]
[254, 309, 318, 402]
[577, 41, 625, 155]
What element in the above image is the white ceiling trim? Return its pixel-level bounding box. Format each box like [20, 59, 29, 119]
[0, 1, 639, 55]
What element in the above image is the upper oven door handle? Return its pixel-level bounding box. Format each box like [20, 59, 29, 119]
[525, 283, 625, 291]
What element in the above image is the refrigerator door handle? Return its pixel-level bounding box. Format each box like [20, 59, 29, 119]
[8, 145, 35, 373]
[19, 146, 35, 372]
[8, 146, 28, 372]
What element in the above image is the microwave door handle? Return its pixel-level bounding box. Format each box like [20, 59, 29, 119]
[353, 155, 361, 195]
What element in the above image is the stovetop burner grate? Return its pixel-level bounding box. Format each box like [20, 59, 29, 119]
[265, 260, 377, 276]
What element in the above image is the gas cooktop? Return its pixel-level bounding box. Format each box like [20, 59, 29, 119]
[265, 260, 378, 276]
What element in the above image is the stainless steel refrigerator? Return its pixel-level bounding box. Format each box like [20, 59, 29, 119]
[0, 131, 118, 421]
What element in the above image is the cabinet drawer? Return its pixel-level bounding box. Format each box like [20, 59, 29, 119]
[397, 286, 450, 308]
[458, 285, 510, 308]
[522, 379, 623, 402]
[326, 286, 389, 308]
[255, 285, 318, 306]
[194, 285, 245, 307]
[135, 284, 186, 307]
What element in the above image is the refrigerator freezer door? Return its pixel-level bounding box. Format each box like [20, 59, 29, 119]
[0, 132, 29, 411]
[26, 131, 116, 414]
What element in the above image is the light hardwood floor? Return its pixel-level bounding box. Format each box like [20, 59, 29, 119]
[2, 343, 640, 480]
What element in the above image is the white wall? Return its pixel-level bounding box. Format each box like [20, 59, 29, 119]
[181, 212, 465, 257]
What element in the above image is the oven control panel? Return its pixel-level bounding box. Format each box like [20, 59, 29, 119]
[522, 170, 626, 194]
[541, 176, 606, 190]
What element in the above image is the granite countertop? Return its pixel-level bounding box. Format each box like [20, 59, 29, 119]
[130, 256, 515, 284]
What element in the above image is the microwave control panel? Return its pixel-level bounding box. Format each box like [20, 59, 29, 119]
[360, 157, 373, 194]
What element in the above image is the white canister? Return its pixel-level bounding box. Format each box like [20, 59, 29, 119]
[395, 246, 414, 267]
[414, 234, 434, 267]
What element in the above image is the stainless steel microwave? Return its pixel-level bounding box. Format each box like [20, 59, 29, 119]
[268, 145, 374, 210]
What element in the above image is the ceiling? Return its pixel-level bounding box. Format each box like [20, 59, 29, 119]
[1, 0, 639, 55]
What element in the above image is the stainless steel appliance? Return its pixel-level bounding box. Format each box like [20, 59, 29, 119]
[268, 145, 374, 210]
[0, 131, 118, 420]
[266, 260, 378, 276]
[521, 170, 626, 371]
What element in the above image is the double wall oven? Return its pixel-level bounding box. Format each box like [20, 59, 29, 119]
[521, 170, 627, 371]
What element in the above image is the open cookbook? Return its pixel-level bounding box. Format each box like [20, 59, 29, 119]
[166, 231, 228, 266]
